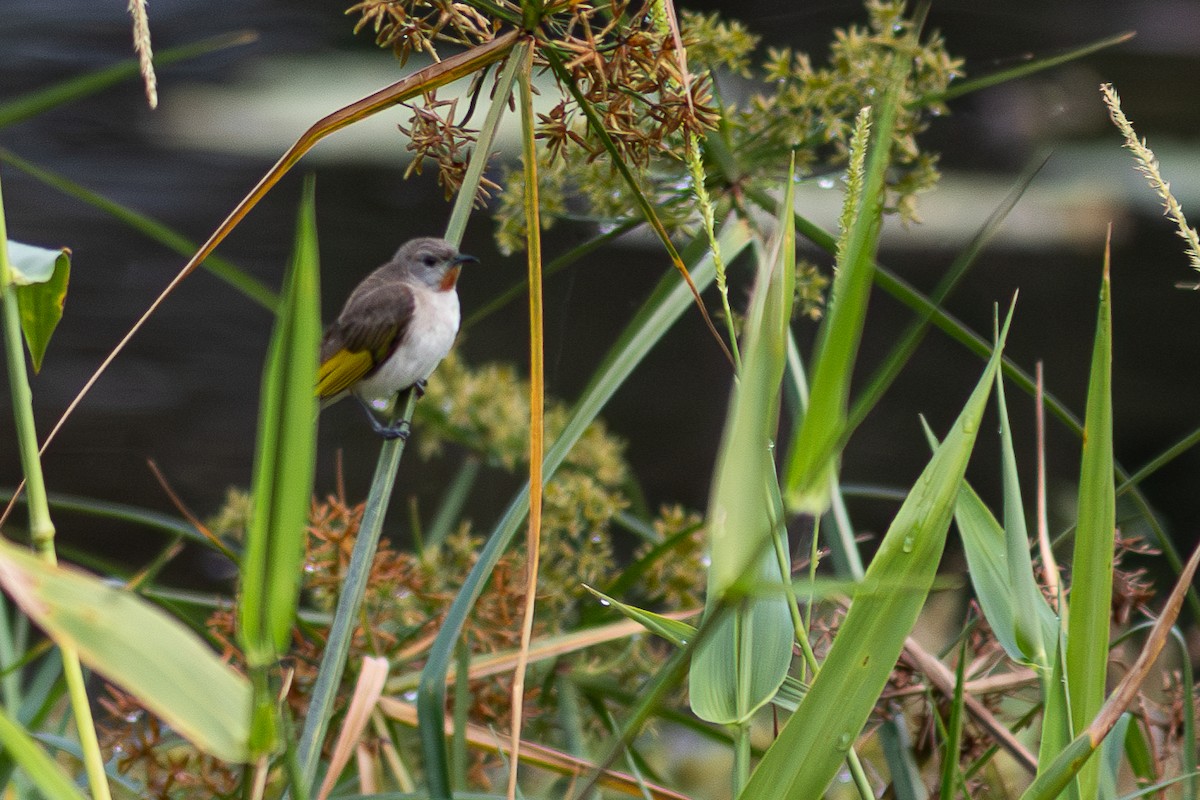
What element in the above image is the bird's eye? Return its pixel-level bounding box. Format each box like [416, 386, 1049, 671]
[421, 254, 438, 267]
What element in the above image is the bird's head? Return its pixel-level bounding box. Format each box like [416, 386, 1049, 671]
[394, 237, 479, 292]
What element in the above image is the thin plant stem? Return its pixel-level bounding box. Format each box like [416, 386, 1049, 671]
[0, 177, 112, 799]
[507, 44, 543, 800]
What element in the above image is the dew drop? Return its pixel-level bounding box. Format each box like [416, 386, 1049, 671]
[701, 555, 712, 568]
[817, 176, 836, 189]
[962, 417, 977, 434]
[403, 690, 418, 702]
[901, 535, 915, 554]
[836, 732, 853, 751]
[598, 597, 611, 606]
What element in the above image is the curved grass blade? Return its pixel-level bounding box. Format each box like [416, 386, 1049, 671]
[739, 307, 1011, 800]
[923, 32, 1135, 105]
[766, 196, 1198, 619]
[0, 147, 276, 310]
[418, 222, 753, 798]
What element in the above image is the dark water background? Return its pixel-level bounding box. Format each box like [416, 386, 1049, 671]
[2, 0, 1199, 587]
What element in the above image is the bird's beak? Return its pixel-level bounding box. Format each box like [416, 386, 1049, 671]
[453, 253, 480, 266]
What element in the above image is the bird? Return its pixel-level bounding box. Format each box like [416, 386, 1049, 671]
[316, 237, 478, 439]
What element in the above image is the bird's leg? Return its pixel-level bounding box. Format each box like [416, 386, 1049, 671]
[355, 396, 411, 440]
[412, 379, 427, 399]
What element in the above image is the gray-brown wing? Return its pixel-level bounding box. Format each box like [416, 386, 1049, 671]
[320, 274, 416, 365]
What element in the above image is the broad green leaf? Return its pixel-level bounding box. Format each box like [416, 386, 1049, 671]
[0, 700, 87, 800]
[8, 243, 70, 372]
[738, 309, 1010, 800]
[0, 539, 252, 762]
[1064, 264, 1115, 800]
[689, 169, 795, 725]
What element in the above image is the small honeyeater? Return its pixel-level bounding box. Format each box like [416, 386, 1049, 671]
[316, 237, 478, 439]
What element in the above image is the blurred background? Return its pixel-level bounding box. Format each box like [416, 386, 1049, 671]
[1, 0, 1198, 584]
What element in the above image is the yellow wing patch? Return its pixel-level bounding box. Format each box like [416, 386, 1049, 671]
[316, 348, 374, 399]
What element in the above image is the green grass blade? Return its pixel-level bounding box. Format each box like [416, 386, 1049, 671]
[923, 31, 1135, 105]
[879, 713, 924, 800]
[0, 539, 253, 762]
[0, 147, 276, 310]
[944, 370, 1058, 669]
[0, 31, 257, 129]
[689, 167, 795, 726]
[1064, 261, 1115, 800]
[237, 178, 320, 667]
[782, 56, 907, 513]
[738, 308, 1011, 800]
[938, 640, 968, 800]
[0, 700, 87, 800]
[419, 222, 753, 797]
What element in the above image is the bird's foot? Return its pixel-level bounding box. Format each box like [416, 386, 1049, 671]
[356, 397, 411, 441]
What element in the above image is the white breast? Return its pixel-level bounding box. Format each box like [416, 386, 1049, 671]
[354, 286, 460, 409]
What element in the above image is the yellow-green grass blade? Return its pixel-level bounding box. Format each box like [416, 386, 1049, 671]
[782, 55, 908, 514]
[0, 538, 252, 763]
[739, 307, 1011, 800]
[689, 171, 795, 725]
[1063, 262, 1115, 800]
[236, 178, 320, 755]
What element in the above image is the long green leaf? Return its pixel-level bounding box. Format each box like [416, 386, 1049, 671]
[0, 539, 252, 762]
[783, 55, 908, 513]
[738, 308, 1011, 800]
[237, 179, 320, 666]
[419, 222, 753, 797]
[1063, 261, 1115, 799]
[689, 170, 795, 726]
